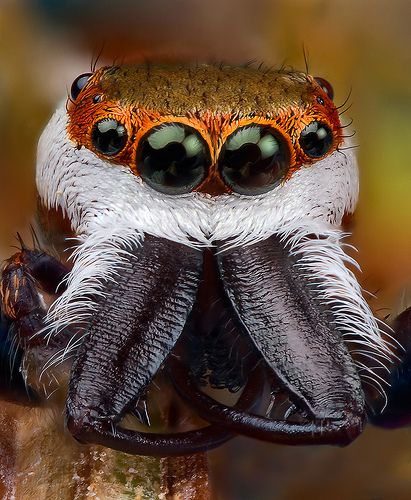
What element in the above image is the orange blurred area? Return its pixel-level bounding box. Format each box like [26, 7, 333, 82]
[1, 1, 411, 498]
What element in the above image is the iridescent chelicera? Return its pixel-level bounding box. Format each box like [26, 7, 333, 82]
[1, 63, 411, 456]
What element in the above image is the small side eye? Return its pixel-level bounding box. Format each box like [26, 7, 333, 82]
[299, 121, 333, 158]
[71, 73, 93, 100]
[314, 77, 334, 100]
[218, 125, 290, 195]
[91, 118, 127, 156]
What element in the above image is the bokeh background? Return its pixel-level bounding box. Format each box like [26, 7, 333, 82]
[1, 0, 411, 498]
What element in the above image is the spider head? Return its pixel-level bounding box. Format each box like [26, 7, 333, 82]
[29, 64, 394, 456]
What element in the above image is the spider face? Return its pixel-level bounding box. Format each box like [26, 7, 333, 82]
[65, 65, 341, 198]
[1, 63, 407, 457]
[37, 65, 357, 250]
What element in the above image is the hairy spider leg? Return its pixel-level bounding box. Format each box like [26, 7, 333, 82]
[0, 248, 69, 402]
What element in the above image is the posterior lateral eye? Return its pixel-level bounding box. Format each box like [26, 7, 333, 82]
[218, 125, 290, 196]
[314, 77, 334, 100]
[70, 73, 93, 100]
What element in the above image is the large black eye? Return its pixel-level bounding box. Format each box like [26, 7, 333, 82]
[299, 121, 333, 158]
[218, 125, 290, 195]
[91, 118, 127, 156]
[137, 123, 210, 195]
[71, 73, 93, 100]
[314, 77, 334, 100]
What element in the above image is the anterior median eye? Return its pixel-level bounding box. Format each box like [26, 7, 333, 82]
[299, 121, 333, 158]
[218, 125, 290, 195]
[137, 123, 210, 195]
[91, 118, 128, 155]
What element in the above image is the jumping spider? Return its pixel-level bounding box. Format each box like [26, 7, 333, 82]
[1, 63, 410, 456]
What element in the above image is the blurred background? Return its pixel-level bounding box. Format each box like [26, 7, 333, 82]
[1, 0, 411, 498]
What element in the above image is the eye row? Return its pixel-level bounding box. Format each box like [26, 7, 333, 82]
[91, 119, 334, 196]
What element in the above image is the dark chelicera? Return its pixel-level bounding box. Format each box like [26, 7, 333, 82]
[1, 233, 411, 456]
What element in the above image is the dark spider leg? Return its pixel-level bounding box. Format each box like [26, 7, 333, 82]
[66, 236, 239, 456]
[0, 249, 69, 403]
[0, 313, 33, 404]
[1, 248, 68, 346]
[367, 306, 411, 427]
[210, 235, 365, 445]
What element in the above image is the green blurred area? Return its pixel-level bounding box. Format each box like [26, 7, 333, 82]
[1, 1, 411, 498]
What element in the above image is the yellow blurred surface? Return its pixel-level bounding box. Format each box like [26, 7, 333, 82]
[1, 1, 411, 498]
